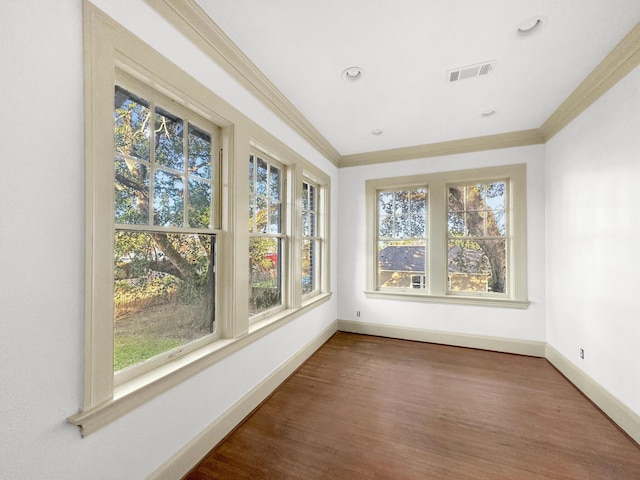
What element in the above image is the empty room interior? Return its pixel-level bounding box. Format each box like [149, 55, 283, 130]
[2, 0, 640, 478]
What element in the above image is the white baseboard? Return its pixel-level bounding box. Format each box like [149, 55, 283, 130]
[148, 320, 338, 480]
[149, 320, 639, 479]
[545, 344, 640, 445]
[339, 320, 640, 444]
[337, 319, 546, 357]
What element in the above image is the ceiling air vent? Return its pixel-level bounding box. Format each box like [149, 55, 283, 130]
[447, 60, 496, 83]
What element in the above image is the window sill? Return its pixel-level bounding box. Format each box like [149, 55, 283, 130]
[68, 292, 332, 437]
[364, 290, 530, 309]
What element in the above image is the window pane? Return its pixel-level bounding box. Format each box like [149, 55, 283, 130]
[249, 155, 255, 196]
[256, 158, 268, 196]
[487, 209, 506, 236]
[394, 191, 410, 214]
[302, 238, 316, 295]
[188, 124, 211, 179]
[115, 157, 149, 225]
[448, 239, 505, 293]
[309, 184, 316, 211]
[410, 214, 425, 237]
[466, 211, 486, 236]
[303, 183, 310, 211]
[309, 212, 316, 236]
[466, 184, 485, 211]
[410, 189, 427, 214]
[378, 241, 426, 288]
[270, 165, 281, 202]
[379, 191, 393, 215]
[485, 182, 506, 210]
[393, 214, 411, 238]
[188, 177, 211, 228]
[448, 212, 464, 236]
[269, 204, 281, 234]
[114, 86, 150, 161]
[448, 186, 464, 212]
[249, 237, 282, 315]
[114, 231, 214, 372]
[379, 215, 393, 238]
[153, 170, 184, 227]
[255, 197, 268, 233]
[155, 108, 184, 171]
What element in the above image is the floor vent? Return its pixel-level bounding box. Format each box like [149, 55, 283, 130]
[447, 61, 496, 83]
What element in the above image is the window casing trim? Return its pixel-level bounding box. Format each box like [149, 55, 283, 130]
[71, 3, 332, 436]
[68, 291, 332, 436]
[248, 150, 288, 322]
[365, 164, 528, 308]
[302, 178, 322, 300]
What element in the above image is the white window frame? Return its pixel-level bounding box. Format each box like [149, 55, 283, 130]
[248, 150, 288, 322]
[69, 4, 332, 437]
[300, 165, 330, 306]
[365, 164, 529, 309]
[112, 73, 223, 386]
[302, 178, 322, 299]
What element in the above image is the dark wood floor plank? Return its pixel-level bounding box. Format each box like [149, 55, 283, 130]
[185, 332, 640, 479]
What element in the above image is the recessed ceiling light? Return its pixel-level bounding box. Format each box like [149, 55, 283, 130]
[370, 129, 383, 136]
[341, 67, 363, 81]
[517, 17, 543, 34]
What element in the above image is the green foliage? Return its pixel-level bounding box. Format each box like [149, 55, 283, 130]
[251, 288, 281, 312]
[114, 335, 183, 371]
[114, 276, 178, 316]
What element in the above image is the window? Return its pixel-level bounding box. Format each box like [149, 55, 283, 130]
[377, 188, 427, 290]
[302, 180, 320, 296]
[249, 153, 285, 317]
[71, 5, 331, 436]
[366, 164, 528, 308]
[447, 181, 506, 294]
[113, 83, 219, 375]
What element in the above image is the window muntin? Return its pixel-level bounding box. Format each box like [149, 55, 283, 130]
[376, 188, 427, 290]
[113, 85, 218, 374]
[249, 153, 285, 316]
[74, 8, 333, 435]
[447, 181, 507, 295]
[302, 180, 320, 296]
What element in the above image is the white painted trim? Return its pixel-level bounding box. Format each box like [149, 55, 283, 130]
[337, 319, 545, 357]
[146, 0, 341, 166]
[148, 326, 640, 479]
[148, 320, 338, 480]
[545, 344, 640, 445]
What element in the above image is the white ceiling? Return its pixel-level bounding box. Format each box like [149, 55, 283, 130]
[196, 1, 640, 156]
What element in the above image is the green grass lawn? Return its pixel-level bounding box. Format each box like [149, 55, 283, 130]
[114, 335, 184, 371]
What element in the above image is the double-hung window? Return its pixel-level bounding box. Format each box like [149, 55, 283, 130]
[302, 180, 321, 297]
[366, 164, 528, 308]
[249, 153, 285, 318]
[376, 188, 428, 290]
[447, 181, 506, 294]
[113, 80, 220, 376]
[72, 4, 332, 436]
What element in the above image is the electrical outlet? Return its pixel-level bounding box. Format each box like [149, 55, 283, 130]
[356, 311, 361, 317]
[579, 348, 584, 359]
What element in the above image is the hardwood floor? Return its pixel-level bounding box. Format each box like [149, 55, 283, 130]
[185, 332, 640, 479]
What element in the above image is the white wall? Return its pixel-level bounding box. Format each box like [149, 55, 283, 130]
[338, 146, 546, 342]
[0, 1, 337, 479]
[546, 65, 640, 417]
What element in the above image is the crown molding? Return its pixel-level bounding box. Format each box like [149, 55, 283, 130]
[146, 0, 341, 166]
[145, 3, 638, 167]
[540, 21, 640, 141]
[339, 129, 545, 168]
